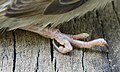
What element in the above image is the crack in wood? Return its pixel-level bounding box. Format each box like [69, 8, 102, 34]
[106, 52, 113, 72]
[81, 49, 85, 72]
[96, 10, 113, 72]
[101, 23, 113, 72]
[54, 58, 57, 72]
[35, 50, 40, 72]
[12, 31, 16, 72]
[50, 39, 54, 62]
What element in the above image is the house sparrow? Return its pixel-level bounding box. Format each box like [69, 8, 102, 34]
[0, 0, 111, 54]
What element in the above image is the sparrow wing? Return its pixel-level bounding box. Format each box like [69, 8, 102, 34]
[0, 0, 111, 30]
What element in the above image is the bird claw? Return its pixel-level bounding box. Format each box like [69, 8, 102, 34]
[52, 31, 92, 54]
[52, 39, 73, 54]
[52, 32, 108, 54]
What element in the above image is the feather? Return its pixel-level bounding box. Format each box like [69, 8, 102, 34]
[0, 0, 112, 30]
[59, 0, 80, 4]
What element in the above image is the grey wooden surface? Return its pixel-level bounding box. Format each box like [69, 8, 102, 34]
[0, 0, 120, 72]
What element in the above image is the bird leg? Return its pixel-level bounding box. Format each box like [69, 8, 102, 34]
[20, 25, 108, 54]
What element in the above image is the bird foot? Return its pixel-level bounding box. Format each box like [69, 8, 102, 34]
[51, 30, 108, 54]
[20, 26, 108, 54]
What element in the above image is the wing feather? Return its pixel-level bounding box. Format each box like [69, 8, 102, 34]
[59, 0, 80, 4]
[44, 0, 85, 14]
[0, 0, 112, 30]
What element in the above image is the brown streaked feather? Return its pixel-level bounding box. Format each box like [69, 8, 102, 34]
[5, 0, 48, 17]
[44, 0, 85, 14]
[0, 0, 112, 30]
[59, 0, 80, 4]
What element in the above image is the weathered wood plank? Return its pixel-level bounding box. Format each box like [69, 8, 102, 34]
[100, 2, 120, 72]
[13, 30, 53, 72]
[0, 32, 14, 72]
[0, 0, 120, 72]
[77, 12, 111, 72]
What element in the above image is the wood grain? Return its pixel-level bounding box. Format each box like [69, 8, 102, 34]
[0, 0, 120, 72]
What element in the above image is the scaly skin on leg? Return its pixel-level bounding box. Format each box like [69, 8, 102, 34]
[20, 25, 108, 54]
